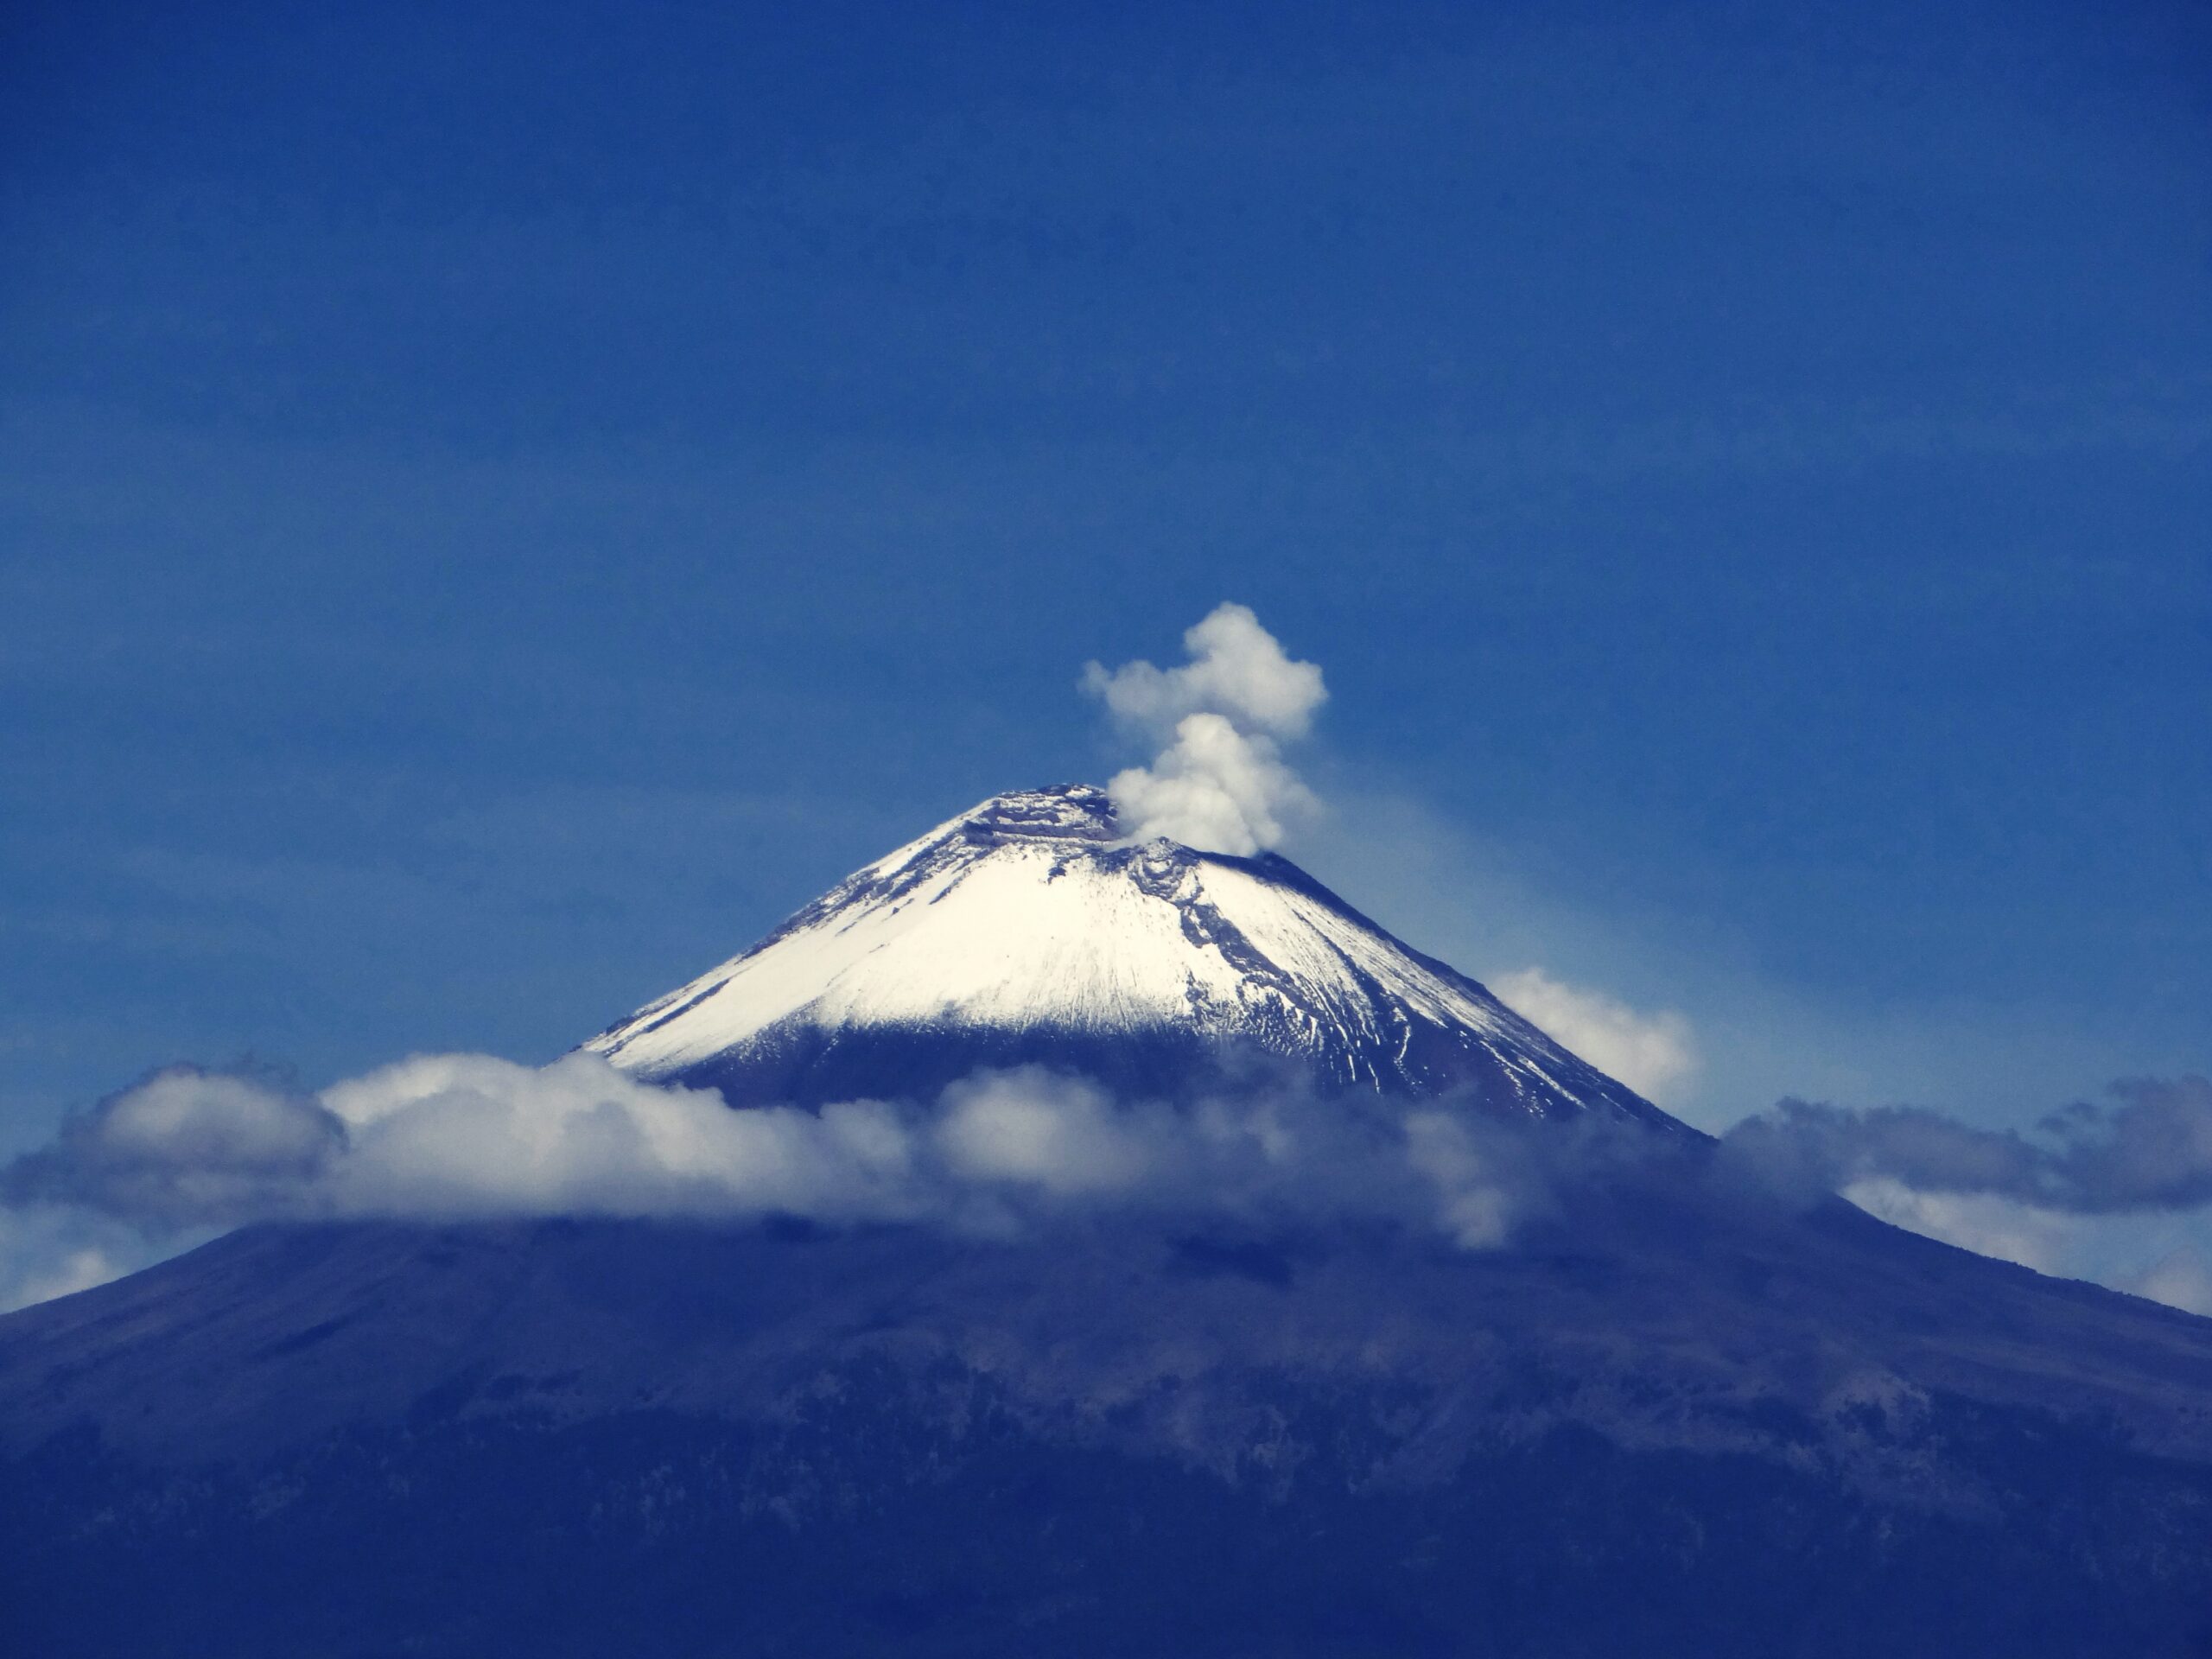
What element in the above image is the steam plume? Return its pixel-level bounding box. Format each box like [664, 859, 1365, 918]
[1082, 603, 1325, 854]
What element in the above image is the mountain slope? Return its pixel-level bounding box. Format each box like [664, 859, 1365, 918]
[583, 784, 1673, 1125]
[6, 1187, 2212, 1657]
[4, 785, 2211, 1656]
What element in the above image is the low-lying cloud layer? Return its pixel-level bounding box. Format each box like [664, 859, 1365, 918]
[1713, 1078, 2212, 1314]
[10, 1051, 2212, 1319]
[1083, 603, 1325, 855]
[3, 1054, 1541, 1254]
[8, 1065, 347, 1231]
[1720, 1077, 2212, 1215]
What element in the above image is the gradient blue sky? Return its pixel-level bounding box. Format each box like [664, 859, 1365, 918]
[3, 0, 2208, 1165]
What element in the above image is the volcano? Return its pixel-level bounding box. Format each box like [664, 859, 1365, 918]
[3, 789, 2210, 1657]
[582, 784, 1673, 1124]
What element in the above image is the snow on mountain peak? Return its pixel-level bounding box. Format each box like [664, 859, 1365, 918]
[582, 785, 1677, 1127]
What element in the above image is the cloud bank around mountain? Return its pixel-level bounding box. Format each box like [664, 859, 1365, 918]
[10, 1054, 2212, 1316]
[2, 1054, 1541, 1271]
[1083, 602, 1325, 855]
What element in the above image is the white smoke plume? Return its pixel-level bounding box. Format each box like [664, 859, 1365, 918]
[1082, 603, 1325, 855]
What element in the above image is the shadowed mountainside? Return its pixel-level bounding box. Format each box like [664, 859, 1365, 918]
[6, 788, 2210, 1653]
[5, 1164, 2212, 1656]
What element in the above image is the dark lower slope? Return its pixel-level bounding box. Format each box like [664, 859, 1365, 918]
[648, 1017, 1668, 1124]
[4, 1185, 2212, 1656]
[10, 1382, 2210, 1659]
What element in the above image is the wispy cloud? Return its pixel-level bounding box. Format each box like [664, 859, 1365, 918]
[1720, 1077, 2212, 1216]
[2124, 1249, 2212, 1318]
[1490, 967, 1700, 1103]
[0, 1204, 189, 1314]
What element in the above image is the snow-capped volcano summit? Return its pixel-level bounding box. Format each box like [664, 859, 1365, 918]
[584, 784, 1675, 1126]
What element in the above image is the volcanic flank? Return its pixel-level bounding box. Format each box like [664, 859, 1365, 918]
[4, 787, 2212, 1657]
[582, 783, 1674, 1124]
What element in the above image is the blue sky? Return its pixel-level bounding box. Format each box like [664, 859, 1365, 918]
[2, 0, 2207, 1185]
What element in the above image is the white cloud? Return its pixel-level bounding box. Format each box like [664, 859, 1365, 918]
[0, 1055, 1565, 1305]
[1083, 604, 1325, 854]
[0, 1204, 188, 1313]
[1832, 1179, 2212, 1320]
[1490, 967, 1700, 1103]
[1402, 1109, 1519, 1247]
[16, 1051, 2212, 1320]
[935, 1070, 1152, 1195]
[1838, 1177, 2076, 1274]
[1719, 1078, 2212, 1216]
[11, 1246, 125, 1307]
[3, 1065, 345, 1230]
[1720, 1092, 2212, 1310]
[2125, 1249, 2212, 1317]
[324, 1052, 924, 1222]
